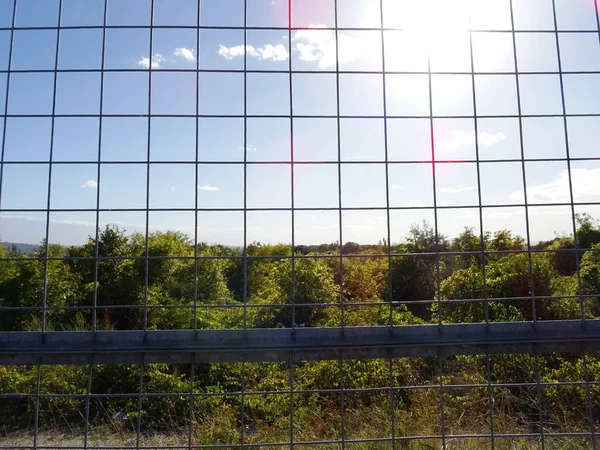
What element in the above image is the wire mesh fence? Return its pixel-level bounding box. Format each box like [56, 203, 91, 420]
[1, 0, 600, 447]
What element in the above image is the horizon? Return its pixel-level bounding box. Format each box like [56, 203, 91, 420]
[1, 211, 594, 250]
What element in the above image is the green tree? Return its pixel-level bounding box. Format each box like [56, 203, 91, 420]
[576, 213, 600, 250]
[449, 227, 483, 270]
[339, 252, 387, 302]
[248, 256, 338, 328]
[436, 252, 558, 323]
[388, 221, 448, 319]
[0, 242, 90, 330]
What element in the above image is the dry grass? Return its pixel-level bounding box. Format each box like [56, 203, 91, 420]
[0, 431, 594, 450]
[0, 428, 189, 448]
[0, 401, 594, 450]
[0, 432, 595, 450]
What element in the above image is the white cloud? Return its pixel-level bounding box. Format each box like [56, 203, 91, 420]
[312, 224, 338, 230]
[3, 214, 97, 228]
[437, 131, 473, 153]
[2, 214, 147, 230]
[173, 47, 196, 62]
[218, 44, 288, 62]
[218, 44, 250, 60]
[238, 145, 258, 152]
[292, 25, 362, 69]
[80, 180, 98, 189]
[137, 48, 195, 69]
[137, 57, 151, 68]
[137, 53, 164, 69]
[198, 184, 219, 192]
[217, 24, 367, 68]
[437, 131, 506, 153]
[391, 184, 403, 190]
[345, 224, 374, 230]
[510, 168, 600, 203]
[456, 211, 515, 220]
[405, 200, 426, 207]
[478, 131, 506, 147]
[255, 44, 289, 61]
[440, 184, 476, 194]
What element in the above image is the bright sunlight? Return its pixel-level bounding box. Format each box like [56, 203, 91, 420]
[381, 0, 508, 70]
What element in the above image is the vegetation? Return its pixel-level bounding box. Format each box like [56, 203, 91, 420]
[1, 214, 600, 447]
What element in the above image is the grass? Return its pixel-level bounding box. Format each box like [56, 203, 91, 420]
[1, 432, 595, 449]
[0, 385, 594, 450]
[1, 404, 595, 450]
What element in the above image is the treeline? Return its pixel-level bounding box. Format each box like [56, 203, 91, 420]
[0, 215, 599, 446]
[1, 214, 599, 332]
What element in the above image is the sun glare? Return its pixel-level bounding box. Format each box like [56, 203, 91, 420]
[380, 0, 509, 66]
[383, 0, 475, 63]
[377, 0, 511, 123]
[384, 0, 471, 32]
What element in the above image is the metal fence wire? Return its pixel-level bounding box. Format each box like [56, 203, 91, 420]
[1, 0, 600, 448]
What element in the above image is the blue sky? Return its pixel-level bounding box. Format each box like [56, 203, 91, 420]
[0, 0, 599, 247]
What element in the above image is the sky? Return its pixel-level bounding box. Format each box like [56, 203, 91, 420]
[0, 0, 599, 247]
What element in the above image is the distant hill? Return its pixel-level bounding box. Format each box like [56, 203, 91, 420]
[2, 242, 39, 255]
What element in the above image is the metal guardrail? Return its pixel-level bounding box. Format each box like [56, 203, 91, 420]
[2, 321, 600, 365]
